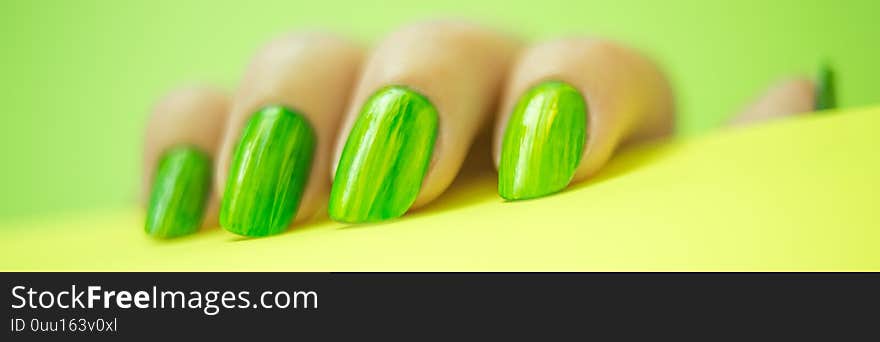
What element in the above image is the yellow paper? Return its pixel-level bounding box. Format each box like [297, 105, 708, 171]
[2, 106, 878, 271]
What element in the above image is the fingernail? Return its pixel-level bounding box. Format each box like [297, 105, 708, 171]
[145, 146, 212, 238]
[815, 63, 836, 111]
[329, 86, 438, 223]
[220, 106, 316, 236]
[499, 81, 587, 200]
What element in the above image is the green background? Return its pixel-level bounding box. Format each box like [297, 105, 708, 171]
[1, 0, 878, 219]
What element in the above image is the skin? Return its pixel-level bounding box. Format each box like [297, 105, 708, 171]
[142, 21, 816, 236]
[215, 33, 364, 225]
[331, 21, 520, 210]
[142, 86, 229, 228]
[729, 78, 816, 126]
[494, 38, 675, 183]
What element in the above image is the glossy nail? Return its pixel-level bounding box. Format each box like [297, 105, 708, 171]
[145, 146, 212, 238]
[329, 86, 438, 223]
[499, 81, 587, 200]
[815, 63, 836, 111]
[220, 106, 316, 236]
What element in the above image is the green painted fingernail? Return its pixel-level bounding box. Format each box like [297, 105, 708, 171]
[499, 81, 587, 201]
[145, 146, 212, 238]
[329, 86, 438, 223]
[220, 106, 316, 237]
[815, 63, 836, 111]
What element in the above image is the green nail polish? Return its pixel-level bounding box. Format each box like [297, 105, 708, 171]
[329, 86, 438, 223]
[815, 63, 836, 111]
[498, 81, 587, 201]
[145, 146, 212, 238]
[220, 106, 316, 236]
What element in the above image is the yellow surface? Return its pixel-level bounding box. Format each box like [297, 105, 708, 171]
[2, 106, 878, 271]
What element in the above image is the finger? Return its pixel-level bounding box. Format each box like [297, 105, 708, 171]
[728, 78, 815, 127]
[328, 21, 519, 223]
[494, 38, 675, 200]
[143, 86, 230, 238]
[729, 64, 837, 126]
[216, 33, 363, 237]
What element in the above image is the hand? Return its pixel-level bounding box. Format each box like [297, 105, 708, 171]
[142, 20, 829, 239]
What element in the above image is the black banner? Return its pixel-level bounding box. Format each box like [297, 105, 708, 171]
[2, 273, 878, 339]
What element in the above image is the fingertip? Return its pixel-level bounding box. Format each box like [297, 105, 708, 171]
[494, 38, 674, 200]
[143, 85, 232, 238]
[328, 21, 518, 222]
[144, 85, 231, 201]
[217, 32, 363, 235]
